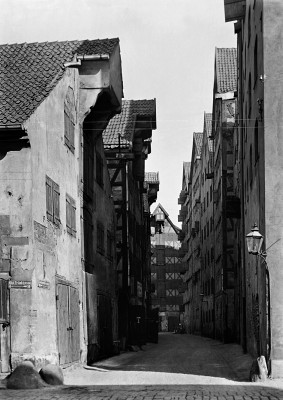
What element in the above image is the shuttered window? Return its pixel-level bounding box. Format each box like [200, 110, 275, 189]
[0, 279, 8, 322]
[66, 194, 76, 237]
[64, 86, 75, 153]
[64, 111, 75, 153]
[46, 176, 60, 226]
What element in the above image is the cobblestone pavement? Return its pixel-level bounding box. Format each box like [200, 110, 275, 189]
[1, 384, 283, 400]
[2, 334, 283, 399]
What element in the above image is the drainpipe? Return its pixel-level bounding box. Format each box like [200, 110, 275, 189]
[237, 21, 247, 353]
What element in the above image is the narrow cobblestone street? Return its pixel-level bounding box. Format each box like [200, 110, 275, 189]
[2, 334, 283, 399]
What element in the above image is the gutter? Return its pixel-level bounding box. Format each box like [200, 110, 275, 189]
[0, 124, 23, 131]
[64, 54, 110, 68]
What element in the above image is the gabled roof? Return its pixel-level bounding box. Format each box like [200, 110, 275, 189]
[0, 38, 119, 127]
[103, 99, 156, 149]
[204, 112, 213, 152]
[152, 203, 180, 234]
[215, 47, 237, 94]
[194, 132, 203, 158]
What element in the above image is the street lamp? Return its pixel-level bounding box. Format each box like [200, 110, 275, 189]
[246, 223, 270, 376]
[245, 223, 265, 258]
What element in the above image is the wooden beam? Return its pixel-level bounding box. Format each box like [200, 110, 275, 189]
[110, 160, 124, 186]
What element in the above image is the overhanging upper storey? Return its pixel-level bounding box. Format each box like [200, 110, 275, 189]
[103, 99, 156, 155]
[103, 99, 156, 181]
[224, 0, 246, 22]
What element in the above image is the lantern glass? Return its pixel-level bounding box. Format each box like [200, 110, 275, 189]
[246, 224, 264, 255]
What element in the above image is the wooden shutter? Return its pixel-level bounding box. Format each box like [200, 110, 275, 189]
[66, 196, 72, 235]
[0, 279, 8, 322]
[66, 194, 76, 236]
[53, 182, 60, 226]
[69, 119, 75, 153]
[64, 111, 70, 148]
[46, 176, 53, 221]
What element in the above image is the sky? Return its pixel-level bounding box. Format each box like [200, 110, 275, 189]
[0, 0, 236, 225]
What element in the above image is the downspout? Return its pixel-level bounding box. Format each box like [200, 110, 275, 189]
[238, 21, 247, 353]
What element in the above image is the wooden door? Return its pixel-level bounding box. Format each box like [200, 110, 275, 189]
[57, 284, 69, 364]
[56, 283, 80, 365]
[69, 286, 80, 362]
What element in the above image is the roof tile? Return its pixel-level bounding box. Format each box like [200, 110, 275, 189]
[215, 48, 237, 94]
[103, 99, 156, 149]
[0, 38, 119, 126]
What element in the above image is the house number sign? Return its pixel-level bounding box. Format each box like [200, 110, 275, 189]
[8, 280, 32, 289]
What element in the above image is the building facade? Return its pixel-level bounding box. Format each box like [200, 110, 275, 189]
[151, 204, 183, 332]
[0, 39, 123, 370]
[199, 113, 215, 338]
[211, 48, 238, 342]
[103, 99, 157, 349]
[224, 0, 283, 377]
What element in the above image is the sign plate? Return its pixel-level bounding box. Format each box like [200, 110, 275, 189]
[38, 280, 50, 290]
[9, 280, 32, 289]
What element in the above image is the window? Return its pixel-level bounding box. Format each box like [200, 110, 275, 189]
[64, 87, 75, 152]
[96, 151, 104, 188]
[151, 272, 157, 280]
[64, 111, 75, 152]
[165, 272, 181, 280]
[151, 256, 156, 264]
[0, 279, 8, 322]
[166, 289, 179, 296]
[97, 222, 105, 255]
[46, 175, 60, 226]
[156, 248, 165, 265]
[66, 194, 76, 237]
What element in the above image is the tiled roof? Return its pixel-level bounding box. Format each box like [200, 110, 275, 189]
[103, 99, 156, 149]
[145, 172, 159, 184]
[215, 48, 237, 94]
[194, 132, 203, 157]
[0, 38, 119, 126]
[204, 112, 213, 152]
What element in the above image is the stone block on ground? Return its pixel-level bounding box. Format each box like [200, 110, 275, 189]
[39, 363, 64, 385]
[6, 361, 47, 389]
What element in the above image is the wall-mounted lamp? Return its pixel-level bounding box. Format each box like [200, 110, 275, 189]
[245, 223, 265, 259]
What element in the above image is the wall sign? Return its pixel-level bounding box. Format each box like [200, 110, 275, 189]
[8, 280, 32, 289]
[38, 280, 50, 290]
